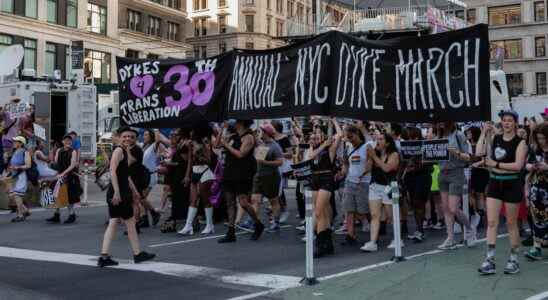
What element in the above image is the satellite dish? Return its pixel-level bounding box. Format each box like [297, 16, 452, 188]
[0, 44, 24, 76]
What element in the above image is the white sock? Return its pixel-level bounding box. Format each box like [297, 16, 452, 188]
[205, 207, 213, 227]
[185, 207, 198, 227]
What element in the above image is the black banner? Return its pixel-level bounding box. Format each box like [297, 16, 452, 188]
[117, 25, 491, 127]
[117, 54, 231, 128]
[400, 139, 449, 161]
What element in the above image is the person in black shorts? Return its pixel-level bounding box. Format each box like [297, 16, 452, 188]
[466, 126, 489, 227]
[98, 127, 155, 268]
[218, 119, 264, 243]
[306, 118, 342, 257]
[477, 111, 528, 275]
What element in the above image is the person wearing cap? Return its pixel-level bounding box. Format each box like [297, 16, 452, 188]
[6, 136, 31, 222]
[476, 110, 528, 275]
[46, 134, 82, 224]
[98, 126, 155, 267]
[218, 119, 263, 243]
[249, 123, 284, 233]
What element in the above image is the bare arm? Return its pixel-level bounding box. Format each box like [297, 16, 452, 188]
[371, 152, 400, 173]
[60, 151, 78, 177]
[498, 140, 528, 172]
[35, 150, 49, 162]
[109, 148, 123, 195]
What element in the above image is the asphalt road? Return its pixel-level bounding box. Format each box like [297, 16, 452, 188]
[1, 182, 544, 300]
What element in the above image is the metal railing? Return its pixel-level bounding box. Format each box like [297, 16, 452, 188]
[353, 6, 429, 32]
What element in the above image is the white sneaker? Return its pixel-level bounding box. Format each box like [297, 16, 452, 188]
[279, 210, 290, 224]
[334, 225, 347, 235]
[387, 239, 405, 249]
[453, 223, 462, 234]
[301, 235, 316, 243]
[360, 241, 378, 252]
[361, 221, 370, 233]
[438, 238, 457, 250]
[295, 225, 305, 232]
[201, 225, 215, 235]
[177, 224, 194, 236]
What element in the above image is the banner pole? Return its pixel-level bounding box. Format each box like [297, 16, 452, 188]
[391, 181, 405, 262]
[82, 163, 89, 207]
[462, 168, 470, 245]
[301, 189, 318, 285]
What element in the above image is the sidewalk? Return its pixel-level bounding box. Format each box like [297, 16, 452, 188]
[278, 237, 548, 300]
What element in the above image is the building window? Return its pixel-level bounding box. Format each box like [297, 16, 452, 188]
[166, 0, 180, 9]
[267, 15, 272, 35]
[23, 39, 36, 71]
[87, 3, 107, 34]
[201, 45, 207, 58]
[84, 49, 111, 83]
[193, 46, 199, 58]
[491, 40, 522, 59]
[47, 0, 57, 23]
[67, 0, 77, 27]
[506, 73, 523, 97]
[267, 0, 271, 10]
[488, 5, 521, 26]
[45, 43, 57, 76]
[147, 53, 159, 59]
[219, 0, 226, 7]
[25, 0, 37, 18]
[287, 0, 293, 17]
[244, 0, 254, 5]
[245, 42, 254, 49]
[148, 16, 161, 37]
[167, 22, 179, 41]
[219, 41, 226, 53]
[276, 0, 283, 14]
[535, 1, 545, 22]
[128, 10, 142, 31]
[218, 15, 227, 33]
[126, 49, 139, 58]
[193, 0, 207, 10]
[297, 3, 304, 22]
[455, 10, 465, 20]
[1, 0, 13, 13]
[194, 17, 207, 36]
[0, 34, 12, 53]
[536, 36, 546, 57]
[276, 20, 284, 37]
[537, 72, 547, 95]
[466, 8, 476, 24]
[245, 15, 254, 32]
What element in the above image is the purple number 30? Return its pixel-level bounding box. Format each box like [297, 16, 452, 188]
[164, 64, 215, 109]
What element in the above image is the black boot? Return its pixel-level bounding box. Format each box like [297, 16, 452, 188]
[64, 214, 77, 224]
[314, 231, 327, 258]
[46, 213, 60, 224]
[250, 222, 265, 241]
[150, 210, 161, 226]
[325, 229, 334, 255]
[218, 226, 236, 243]
[139, 216, 150, 228]
[379, 221, 387, 236]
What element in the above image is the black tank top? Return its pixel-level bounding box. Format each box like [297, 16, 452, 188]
[224, 131, 256, 180]
[312, 148, 333, 173]
[371, 152, 397, 185]
[492, 134, 522, 164]
[107, 149, 130, 200]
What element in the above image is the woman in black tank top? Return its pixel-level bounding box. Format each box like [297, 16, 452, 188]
[476, 111, 528, 275]
[305, 118, 342, 258]
[218, 119, 265, 243]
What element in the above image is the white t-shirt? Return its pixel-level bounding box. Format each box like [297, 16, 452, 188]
[346, 143, 370, 184]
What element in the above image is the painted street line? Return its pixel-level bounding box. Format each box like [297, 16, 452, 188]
[148, 224, 292, 248]
[0, 246, 300, 290]
[525, 291, 548, 300]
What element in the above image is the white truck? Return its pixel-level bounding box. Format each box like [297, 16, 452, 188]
[0, 80, 97, 162]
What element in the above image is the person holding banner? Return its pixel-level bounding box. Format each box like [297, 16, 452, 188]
[436, 122, 477, 251]
[525, 122, 548, 261]
[218, 119, 264, 243]
[477, 111, 528, 275]
[305, 118, 342, 258]
[361, 133, 400, 252]
[340, 125, 371, 246]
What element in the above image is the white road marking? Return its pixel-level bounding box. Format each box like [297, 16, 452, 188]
[148, 225, 292, 248]
[0, 246, 300, 289]
[525, 291, 548, 300]
[227, 234, 510, 300]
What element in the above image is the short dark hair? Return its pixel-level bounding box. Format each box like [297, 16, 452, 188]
[271, 120, 283, 133]
[118, 126, 138, 135]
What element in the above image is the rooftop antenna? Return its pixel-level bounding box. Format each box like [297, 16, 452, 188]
[0, 44, 24, 76]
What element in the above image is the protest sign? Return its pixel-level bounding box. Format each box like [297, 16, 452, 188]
[400, 139, 449, 161]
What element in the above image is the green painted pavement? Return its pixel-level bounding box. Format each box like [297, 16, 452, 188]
[279, 238, 548, 300]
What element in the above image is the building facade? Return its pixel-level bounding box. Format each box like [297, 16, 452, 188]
[185, 0, 350, 58]
[0, 0, 191, 84]
[465, 0, 548, 102]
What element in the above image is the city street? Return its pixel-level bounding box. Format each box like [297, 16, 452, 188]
[1, 183, 546, 300]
